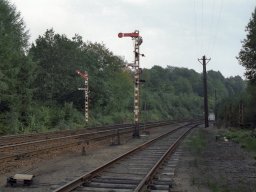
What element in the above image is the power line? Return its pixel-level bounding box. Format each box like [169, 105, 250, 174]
[205, 0, 216, 54]
[210, 0, 224, 58]
[193, 0, 198, 44]
[200, 0, 205, 52]
[193, 0, 224, 57]
[193, 0, 199, 59]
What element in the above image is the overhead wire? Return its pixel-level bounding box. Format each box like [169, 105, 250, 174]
[204, 0, 211, 54]
[205, 0, 215, 55]
[210, 0, 224, 59]
[193, 0, 198, 44]
[193, 0, 198, 60]
[193, 0, 223, 58]
[200, 0, 205, 53]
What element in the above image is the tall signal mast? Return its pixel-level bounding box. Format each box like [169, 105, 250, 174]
[76, 70, 89, 123]
[118, 30, 144, 138]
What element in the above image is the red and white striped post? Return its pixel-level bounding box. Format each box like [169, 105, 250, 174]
[118, 30, 143, 138]
[76, 70, 89, 123]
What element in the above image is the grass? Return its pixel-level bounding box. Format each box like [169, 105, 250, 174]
[224, 129, 256, 154]
[188, 128, 255, 192]
[187, 129, 206, 154]
[207, 182, 230, 192]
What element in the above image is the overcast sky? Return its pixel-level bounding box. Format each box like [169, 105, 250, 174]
[11, 0, 256, 78]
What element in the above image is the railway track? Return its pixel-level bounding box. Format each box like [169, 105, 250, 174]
[0, 121, 174, 147]
[53, 122, 199, 192]
[0, 123, 135, 147]
[0, 121, 173, 165]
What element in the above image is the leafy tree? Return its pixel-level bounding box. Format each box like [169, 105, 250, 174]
[238, 7, 256, 83]
[30, 29, 133, 125]
[30, 29, 81, 102]
[0, 0, 28, 104]
[140, 66, 245, 121]
[237, 8, 256, 127]
[0, 0, 35, 133]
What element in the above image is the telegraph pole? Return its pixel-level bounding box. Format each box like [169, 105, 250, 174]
[76, 70, 89, 123]
[198, 55, 211, 128]
[118, 30, 144, 138]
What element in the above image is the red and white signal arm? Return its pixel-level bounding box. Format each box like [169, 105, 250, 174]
[76, 70, 88, 80]
[118, 32, 139, 38]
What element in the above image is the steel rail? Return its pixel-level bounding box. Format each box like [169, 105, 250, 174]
[0, 124, 134, 146]
[0, 121, 171, 151]
[0, 127, 133, 162]
[0, 121, 171, 147]
[0, 121, 171, 140]
[0, 127, 130, 150]
[0, 121, 173, 163]
[134, 123, 199, 192]
[53, 123, 191, 192]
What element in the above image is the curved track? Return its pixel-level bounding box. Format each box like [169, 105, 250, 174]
[53, 122, 199, 192]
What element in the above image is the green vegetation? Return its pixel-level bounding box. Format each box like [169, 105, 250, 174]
[0, 0, 247, 135]
[206, 182, 230, 192]
[212, 7, 256, 128]
[224, 129, 256, 154]
[236, 7, 256, 128]
[187, 129, 206, 154]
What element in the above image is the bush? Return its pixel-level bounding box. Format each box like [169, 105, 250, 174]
[225, 129, 256, 153]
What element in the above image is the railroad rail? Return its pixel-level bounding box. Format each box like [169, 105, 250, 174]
[53, 122, 199, 192]
[0, 121, 174, 165]
[0, 121, 176, 147]
[0, 123, 134, 147]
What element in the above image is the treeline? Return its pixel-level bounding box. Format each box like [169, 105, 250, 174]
[0, 0, 246, 134]
[141, 66, 245, 122]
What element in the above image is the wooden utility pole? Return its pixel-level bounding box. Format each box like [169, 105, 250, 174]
[198, 55, 211, 128]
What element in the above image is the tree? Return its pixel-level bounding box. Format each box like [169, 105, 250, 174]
[0, 0, 28, 103]
[237, 8, 256, 127]
[0, 0, 35, 133]
[30, 29, 133, 125]
[238, 7, 256, 83]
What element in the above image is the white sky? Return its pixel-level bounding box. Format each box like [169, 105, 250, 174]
[11, 0, 256, 78]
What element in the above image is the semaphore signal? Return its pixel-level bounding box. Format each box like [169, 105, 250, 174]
[76, 70, 89, 123]
[118, 30, 144, 138]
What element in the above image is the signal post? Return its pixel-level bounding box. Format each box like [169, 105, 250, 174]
[76, 70, 89, 123]
[118, 30, 144, 138]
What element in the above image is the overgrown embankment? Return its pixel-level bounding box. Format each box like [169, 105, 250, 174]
[178, 127, 256, 192]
